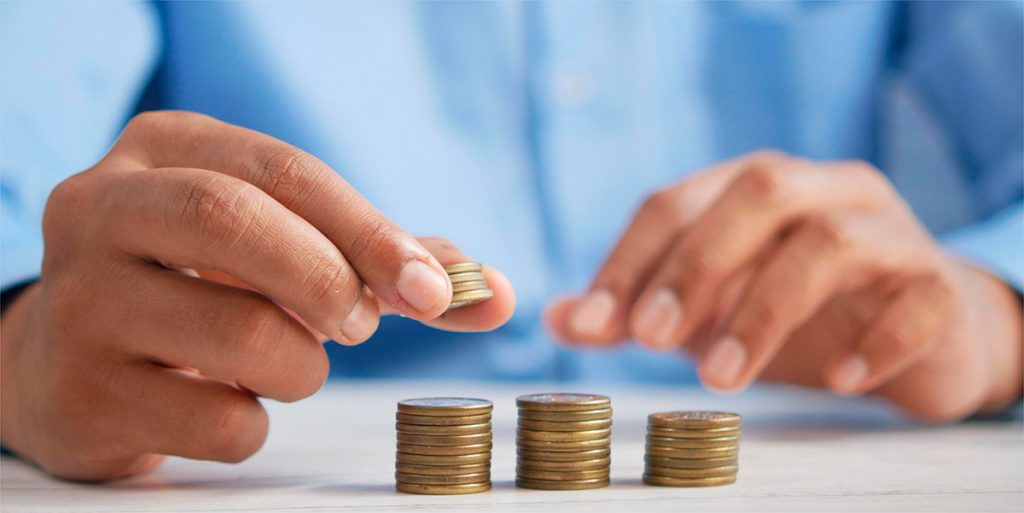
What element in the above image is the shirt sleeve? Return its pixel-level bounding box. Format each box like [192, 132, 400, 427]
[898, 1, 1024, 289]
[0, 1, 160, 289]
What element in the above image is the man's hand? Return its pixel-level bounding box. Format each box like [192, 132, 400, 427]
[548, 151, 1022, 421]
[0, 111, 515, 481]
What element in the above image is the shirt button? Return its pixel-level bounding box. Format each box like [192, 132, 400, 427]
[550, 68, 597, 107]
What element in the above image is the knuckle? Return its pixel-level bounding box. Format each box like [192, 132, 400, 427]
[639, 189, 682, 220]
[178, 176, 263, 248]
[672, 248, 719, 285]
[229, 298, 284, 361]
[735, 162, 788, 204]
[126, 110, 207, 135]
[208, 398, 268, 463]
[346, 214, 397, 265]
[43, 173, 92, 238]
[258, 149, 327, 201]
[745, 149, 790, 166]
[303, 254, 359, 313]
[875, 323, 920, 355]
[799, 215, 851, 254]
[736, 296, 782, 334]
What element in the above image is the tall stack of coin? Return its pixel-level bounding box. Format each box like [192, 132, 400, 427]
[395, 398, 493, 495]
[516, 393, 612, 490]
[444, 262, 494, 310]
[643, 411, 741, 487]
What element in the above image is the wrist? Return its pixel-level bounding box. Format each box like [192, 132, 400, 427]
[962, 263, 1024, 413]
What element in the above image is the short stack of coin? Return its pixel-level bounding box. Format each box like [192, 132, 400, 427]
[395, 398, 493, 495]
[643, 411, 742, 487]
[516, 393, 612, 490]
[444, 262, 494, 310]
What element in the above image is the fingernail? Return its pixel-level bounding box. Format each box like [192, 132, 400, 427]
[633, 288, 683, 349]
[337, 296, 376, 346]
[830, 354, 869, 395]
[701, 335, 747, 388]
[396, 260, 449, 313]
[570, 289, 617, 337]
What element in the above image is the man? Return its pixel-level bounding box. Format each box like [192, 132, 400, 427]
[1, 1, 1021, 481]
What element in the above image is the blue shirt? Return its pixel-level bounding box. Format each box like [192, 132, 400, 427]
[2, 1, 1022, 382]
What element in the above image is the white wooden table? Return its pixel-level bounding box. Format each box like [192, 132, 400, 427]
[2, 380, 1021, 512]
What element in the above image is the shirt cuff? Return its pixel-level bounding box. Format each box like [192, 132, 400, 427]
[941, 202, 1024, 293]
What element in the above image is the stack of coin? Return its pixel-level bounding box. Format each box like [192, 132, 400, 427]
[444, 262, 494, 309]
[643, 411, 742, 487]
[516, 393, 612, 490]
[395, 398, 493, 495]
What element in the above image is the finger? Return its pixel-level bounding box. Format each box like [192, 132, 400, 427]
[120, 365, 269, 463]
[116, 265, 332, 402]
[376, 237, 516, 333]
[112, 111, 451, 320]
[630, 158, 890, 351]
[105, 167, 374, 344]
[698, 213, 936, 391]
[825, 275, 956, 395]
[557, 152, 771, 344]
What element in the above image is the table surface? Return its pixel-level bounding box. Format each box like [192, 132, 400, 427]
[2, 380, 1021, 513]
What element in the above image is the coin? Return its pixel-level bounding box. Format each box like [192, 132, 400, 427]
[398, 432, 492, 446]
[396, 481, 492, 495]
[515, 477, 609, 490]
[516, 447, 611, 461]
[645, 435, 739, 449]
[518, 418, 612, 432]
[648, 411, 743, 429]
[451, 280, 490, 293]
[643, 464, 738, 479]
[396, 412, 492, 426]
[443, 262, 483, 274]
[516, 467, 610, 481]
[397, 442, 492, 456]
[517, 393, 611, 412]
[396, 471, 490, 485]
[645, 445, 739, 459]
[517, 428, 610, 442]
[396, 451, 491, 465]
[397, 398, 493, 417]
[517, 457, 611, 471]
[449, 288, 494, 308]
[644, 455, 738, 469]
[518, 408, 612, 422]
[395, 462, 491, 476]
[647, 426, 740, 439]
[397, 422, 491, 435]
[642, 473, 736, 487]
[447, 271, 486, 284]
[516, 437, 611, 451]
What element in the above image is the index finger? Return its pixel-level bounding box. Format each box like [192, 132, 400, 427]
[111, 111, 451, 321]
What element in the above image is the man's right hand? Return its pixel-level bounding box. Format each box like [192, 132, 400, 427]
[0, 111, 516, 481]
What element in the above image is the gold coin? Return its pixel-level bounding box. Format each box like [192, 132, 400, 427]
[644, 464, 738, 479]
[396, 412, 492, 426]
[396, 471, 490, 485]
[398, 432, 492, 446]
[396, 481, 492, 495]
[643, 473, 736, 487]
[396, 452, 491, 465]
[397, 442, 492, 456]
[644, 455, 738, 469]
[449, 288, 494, 309]
[518, 408, 612, 422]
[396, 422, 491, 435]
[515, 477, 609, 490]
[517, 393, 611, 412]
[452, 280, 490, 293]
[444, 262, 483, 274]
[647, 426, 740, 439]
[517, 428, 611, 442]
[517, 457, 611, 471]
[645, 445, 739, 459]
[646, 435, 739, 449]
[516, 437, 611, 452]
[516, 467, 609, 481]
[447, 271, 486, 284]
[516, 447, 611, 461]
[518, 418, 612, 432]
[648, 411, 743, 429]
[397, 397, 492, 417]
[396, 462, 491, 476]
